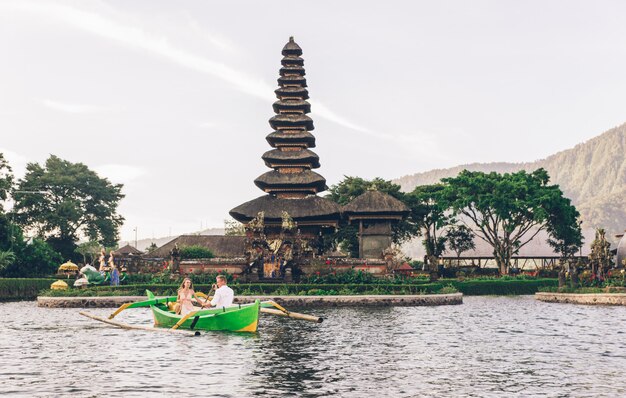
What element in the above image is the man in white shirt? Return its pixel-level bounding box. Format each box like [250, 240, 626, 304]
[204, 275, 234, 308]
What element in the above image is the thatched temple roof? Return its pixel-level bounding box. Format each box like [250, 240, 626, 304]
[272, 99, 311, 114]
[147, 235, 246, 259]
[269, 114, 314, 131]
[343, 190, 410, 220]
[274, 86, 309, 99]
[254, 170, 327, 192]
[262, 148, 320, 168]
[114, 244, 142, 256]
[230, 195, 341, 224]
[266, 130, 316, 148]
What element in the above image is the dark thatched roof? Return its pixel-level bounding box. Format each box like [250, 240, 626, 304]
[275, 86, 309, 100]
[282, 37, 302, 56]
[266, 131, 316, 147]
[273, 99, 311, 114]
[343, 190, 409, 216]
[262, 149, 320, 168]
[114, 244, 142, 256]
[278, 75, 307, 86]
[146, 235, 246, 259]
[229, 195, 341, 223]
[254, 170, 327, 192]
[269, 114, 314, 131]
[279, 66, 305, 76]
[281, 55, 304, 66]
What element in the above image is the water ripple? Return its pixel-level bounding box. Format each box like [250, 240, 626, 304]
[2, 297, 626, 397]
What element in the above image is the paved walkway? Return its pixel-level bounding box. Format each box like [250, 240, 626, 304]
[535, 292, 626, 305]
[37, 293, 463, 308]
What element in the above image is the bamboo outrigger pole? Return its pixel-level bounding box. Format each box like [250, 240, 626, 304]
[80, 311, 200, 336]
[263, 301, 323, 323]
[260, 308, 323, 323]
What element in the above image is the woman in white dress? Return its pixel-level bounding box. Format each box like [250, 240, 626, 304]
[176, 278, 203, 316]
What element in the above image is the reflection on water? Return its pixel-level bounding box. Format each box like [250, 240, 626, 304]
[2, 296, 626, 397]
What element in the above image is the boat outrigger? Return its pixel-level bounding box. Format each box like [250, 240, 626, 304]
[81, 290, 322, 334]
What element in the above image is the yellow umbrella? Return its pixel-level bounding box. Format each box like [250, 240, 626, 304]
[58, 260, 79, 272]
[51, 280, 68, 290]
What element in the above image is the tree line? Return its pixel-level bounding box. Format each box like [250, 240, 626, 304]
[326, 168, 582, 275]
[0, 154, 124, 277]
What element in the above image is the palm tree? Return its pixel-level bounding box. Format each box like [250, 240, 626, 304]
[0, 250, 16, 272]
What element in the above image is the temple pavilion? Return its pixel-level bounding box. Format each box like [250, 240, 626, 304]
[230, 37, 341, 242]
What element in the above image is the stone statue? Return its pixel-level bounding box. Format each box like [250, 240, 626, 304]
[74, 265, 106, 287]
[170, 243, 181, 273]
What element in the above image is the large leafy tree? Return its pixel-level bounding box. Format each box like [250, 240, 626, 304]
[0, 226, 62, 277]
[546, 203, 583, 266]
[445, 225, 476, 265]
[0, 153, 62, 276]
[12, 155, 124, 260]
[404, 184, 452, 269]
[442, 168, 581, 274]
[326, 176, 417, 257]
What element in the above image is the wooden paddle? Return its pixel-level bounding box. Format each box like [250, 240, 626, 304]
[108, 302, 134, 319]
[171, 310, 201, 330]
[195, 287, 215, 308]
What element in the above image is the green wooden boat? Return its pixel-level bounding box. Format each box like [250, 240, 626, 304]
[104, 290, 322, 334]
[108, 290, 260, 333]
[148, 290, 260, 333]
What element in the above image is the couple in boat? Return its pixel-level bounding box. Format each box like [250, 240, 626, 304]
[176, 275, 234, 316]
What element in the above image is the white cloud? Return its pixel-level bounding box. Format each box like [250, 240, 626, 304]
[2, 1, 275, 99]
[3, 1, 372, 136]
[310, 101, 371, 133]
[184, 13, 238, 54]
[197, 121, 217, 129]
[94, 164, 146, 184]
[42, 99, 107, 114]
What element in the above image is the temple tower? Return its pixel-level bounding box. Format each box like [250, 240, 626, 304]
[257, 36, 325, 198]
[230, 37, 341, 276]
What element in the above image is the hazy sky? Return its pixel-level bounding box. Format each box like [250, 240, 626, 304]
[1, 0, 626, 243]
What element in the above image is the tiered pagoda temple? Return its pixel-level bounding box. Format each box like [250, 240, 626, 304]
[230, 37, 341, 274]
[137, 39, 410, 279]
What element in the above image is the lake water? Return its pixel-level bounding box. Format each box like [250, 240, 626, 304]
[2, 296, 626, 397]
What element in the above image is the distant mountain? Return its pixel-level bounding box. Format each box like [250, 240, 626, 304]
[394, 122, 626, 240]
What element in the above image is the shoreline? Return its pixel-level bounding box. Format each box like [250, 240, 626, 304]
[535, 292, 626, 306]
[37, 293, 463, 308]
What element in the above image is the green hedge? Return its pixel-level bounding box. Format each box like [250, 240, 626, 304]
[0, 278, 57, 300]
[38, 283, 443, 297]
[36, 279, 558, 297]
[451, 278, 558, 295]
[6, 277, 559, 299]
